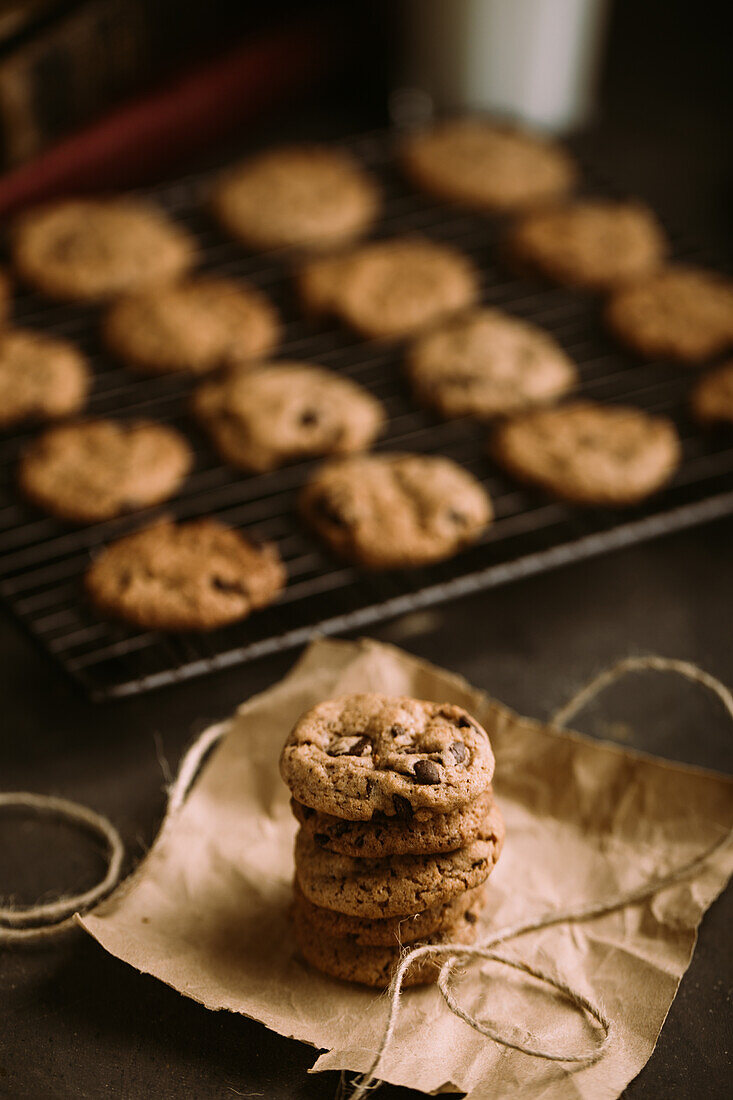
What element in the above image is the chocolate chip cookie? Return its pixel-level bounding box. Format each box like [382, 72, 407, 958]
[193, 362, 384, 473]
[292, 788, 495, 858]
[293, 901, 480, 988]
[280, 694, 495, 821]
[402, 118, 576, 213]
[19, 420, 192, 524]
[313, 238, 479, 339]
[294, 800, 504, 917]
[104, 276, 280, 374]
[407, 308, 577, 419]
[293, 881, 486, 947]
[507, 200, 667, 290]
[606, 265, 733, 362]
[13, 199, 195, 302]
[0, 329, 90, 429]
[300, 453, 491, 569]
[86, 518, 285, 631]
[690, 360, 733, 425]
[212, 145, 379, 252]
[492, 401, 681, 506]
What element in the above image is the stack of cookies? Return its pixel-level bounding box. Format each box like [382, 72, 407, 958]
[280, 693, 504, 988]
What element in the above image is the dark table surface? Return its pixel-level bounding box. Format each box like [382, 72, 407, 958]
[2, 3, 733, 1096]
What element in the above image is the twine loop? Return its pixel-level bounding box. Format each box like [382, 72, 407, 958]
[0, 720, 227, 944]
[0, 791, 125, 943]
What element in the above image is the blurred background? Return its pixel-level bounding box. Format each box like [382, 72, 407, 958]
[0, 0, 730, 247]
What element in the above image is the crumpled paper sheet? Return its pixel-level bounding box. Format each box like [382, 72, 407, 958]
[80, 638, 733, 1100]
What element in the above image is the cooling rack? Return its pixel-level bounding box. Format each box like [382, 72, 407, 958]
[1, 128, 732, 699]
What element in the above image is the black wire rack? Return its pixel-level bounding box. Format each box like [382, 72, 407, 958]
[1, 128, 732, 700]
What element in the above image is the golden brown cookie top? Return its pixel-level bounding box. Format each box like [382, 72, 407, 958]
[0, 328, 89, 428]
[193, 361, 384, 473]
[407, 307, 577, 418]
[606, 265, 733, 362]
[507, 199, 667, 290]
[280, 693, 495, 820]
[13, 199, 195, 301]
[403, 118, 576, 212]
[19, 420, 192, 524]
[326, 237, 479, 339]
[212, 145, 379, 251]
[492, 401, 681, 506]
[301, 452, 491, 569]
[104, 276, 280, 374]
[86, 519, 285, 631]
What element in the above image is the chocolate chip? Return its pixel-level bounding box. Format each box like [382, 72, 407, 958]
[413, 759, 441, 784]
[314, 494, 349, 529]
[392, 794, 413, 820]
[211, 576, 247, 595]
[456, 715, 478, 731]
[449, 740, 467, 763]
[299, 407, 320, 427]
[390, 724, 407, 738]
[346, 735, 371, 757]
[464, 910, 478, 923]
[328, 735, 372, 757]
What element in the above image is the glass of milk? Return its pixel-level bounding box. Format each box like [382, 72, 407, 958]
[396, 0, 610, 132]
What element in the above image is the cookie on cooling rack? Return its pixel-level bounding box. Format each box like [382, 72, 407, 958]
[299, 238, 479, 339]
[491, 401, 681, 506]
[193, 361, 384, 472]
[506, 200, 667, 290]
[12, 199, 195, 302]
[300, 452, 491, 568]
[606, 265, 733, 363]
[0, 329, 90, 429]
[212, 145, 379, 252]
[690, 360, 733, 425]
[86, 519, 285, 631]
[19, 420, 192, 524]
[402, 117, 576, 213]
[407, 308, 577, 419]
[104, 276, 280, 374]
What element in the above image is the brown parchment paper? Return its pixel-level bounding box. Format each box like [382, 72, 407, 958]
[80, 638, 733, 1099]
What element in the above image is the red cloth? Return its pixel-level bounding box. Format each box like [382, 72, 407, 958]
[0, 19, 336, 215]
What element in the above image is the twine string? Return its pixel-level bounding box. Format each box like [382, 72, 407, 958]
[345, 655, 733, 1100]
[0, 791, 126, 944]
[0, 720, 228, 944]
[550, 655, 733, 730]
